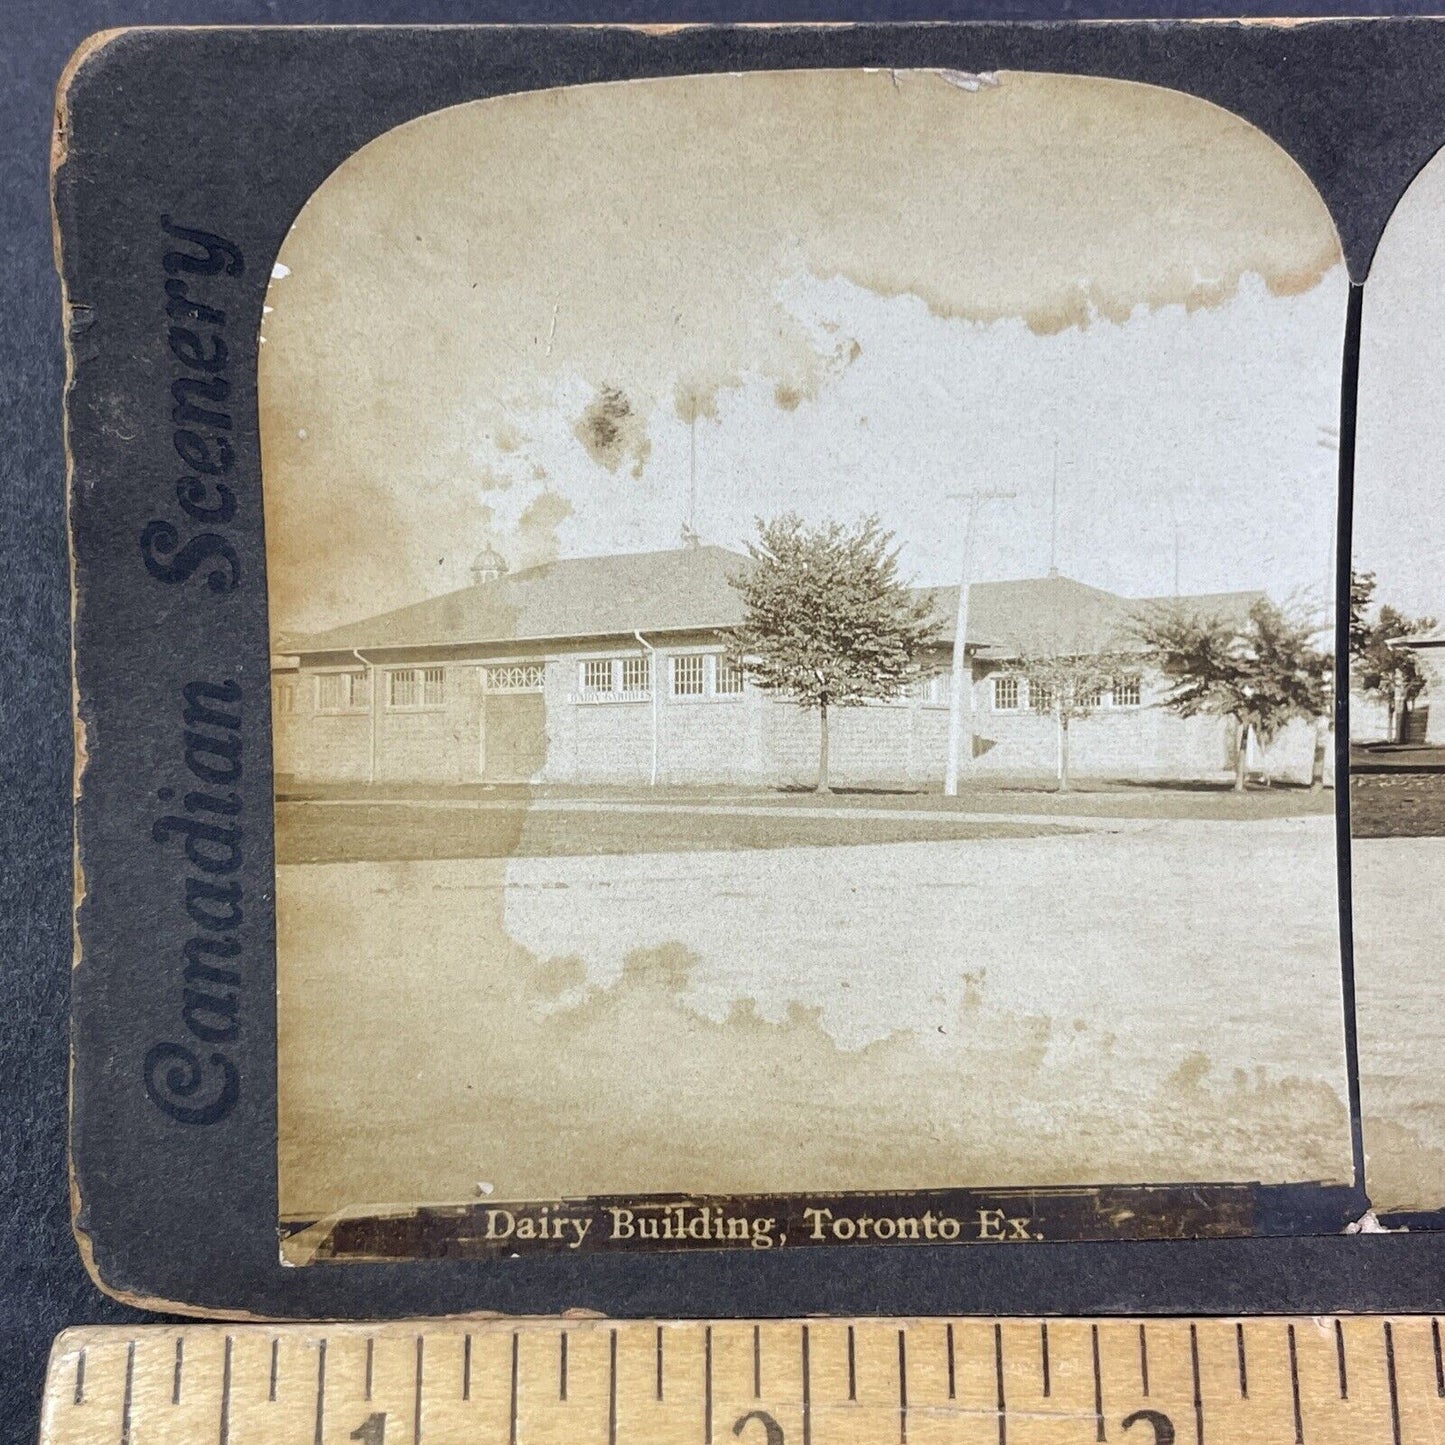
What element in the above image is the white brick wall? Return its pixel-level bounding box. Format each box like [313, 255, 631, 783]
[277, 649, 1335, 788]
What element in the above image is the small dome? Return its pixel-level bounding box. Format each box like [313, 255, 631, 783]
[470, 545, 508, 585]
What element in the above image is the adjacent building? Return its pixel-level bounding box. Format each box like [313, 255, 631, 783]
[272, 543, 1323, 789]
[1389, 624, 1445, 744]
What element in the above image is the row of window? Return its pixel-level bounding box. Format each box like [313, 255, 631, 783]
[274, 661, 1144, 716]
[575, 653, 743, 702]
[307, 666, 447, 713]
[990, 674, 1141, 712]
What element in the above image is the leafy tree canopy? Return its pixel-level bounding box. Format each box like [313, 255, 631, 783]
[1133, 597, 1330, 745]
[1349, 570, 1435, 716]
[728, 513, 942, 711]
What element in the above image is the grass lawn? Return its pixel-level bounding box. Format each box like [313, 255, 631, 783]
[274, 775, 1333, 864]
[275, 801, 1080, 864]
[1352, 771, 1445, 837]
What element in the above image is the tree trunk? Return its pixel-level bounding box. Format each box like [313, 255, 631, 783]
[1234, 719, 1249, 792]
[1310, 715, 1327, 791]
[1057, 712, 1071, 793]
[817, 700, 831, 794]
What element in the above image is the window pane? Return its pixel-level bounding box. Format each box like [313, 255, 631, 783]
[714, 657, 743, 695]
[390, 669, 418, 708]
[1031, 681, 1053, 713]
[672, 654, 704, 696]
[1114, 676, 1142, 707]
[486, 663, 544, 692]
[583, 659, 613, 694]
[423, 666, 445, 705]
[993, 676, 1020, 711]
[348, 672, 370, 708]
[622, 655, 651, 693]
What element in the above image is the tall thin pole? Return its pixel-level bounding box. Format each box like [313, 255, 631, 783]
[944, 489, 1014, 797]
[1048, 440, 1059, 578]
[634, 631, 658, 786]
[689, 416, 698, 535]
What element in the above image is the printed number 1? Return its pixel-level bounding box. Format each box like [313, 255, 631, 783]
[350, 1414, 387, 1444]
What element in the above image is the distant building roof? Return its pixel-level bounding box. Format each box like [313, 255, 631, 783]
[280, 544, 1267, 659]
[1393, 623, 1445, 648]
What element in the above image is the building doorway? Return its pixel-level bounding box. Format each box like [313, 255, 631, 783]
[479, 682, 547, 782]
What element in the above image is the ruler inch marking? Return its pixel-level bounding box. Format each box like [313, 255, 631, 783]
[218, 1336, 233, 1445]
[46, 1315, 1445, 1445]
[120, 1341, 135, 1445]
[509, 1332, 519, 1445]
[656, 1324, 664, 1402]
[1287, 1323, 1303, 1445]
[994, 1321, 1006, 1445]
[847, 1323, 857, 1401]
[313, 1337, 327, 1445]
[1385, 1320, 1403, 1445]
[801, 1324, 812, 1445]
[1092, 1323, 1105, 1443]
[898, 1327, 908, 1445]
[608, 1328, 617, 1445]
[1190, 1322, 1203, 1445]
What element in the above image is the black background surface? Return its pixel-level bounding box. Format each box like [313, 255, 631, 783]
[8, 2, 1445, 1441]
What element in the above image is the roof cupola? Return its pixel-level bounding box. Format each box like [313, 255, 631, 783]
[470, 545, 508, 586]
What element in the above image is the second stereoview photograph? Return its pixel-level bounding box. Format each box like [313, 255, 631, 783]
[259, 68, 1357, 1260]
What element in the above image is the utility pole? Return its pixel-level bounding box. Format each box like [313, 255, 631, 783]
[680, 415, 701, 549]
[1048, 440, 1059, 578]
[944, 489, 1015, 797]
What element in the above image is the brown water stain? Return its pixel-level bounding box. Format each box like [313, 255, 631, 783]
[575, 384, 651, 477]
[276, 865, 1350, 1218]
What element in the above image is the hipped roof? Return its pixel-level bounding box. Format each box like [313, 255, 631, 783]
[281, 545, 1265, 660]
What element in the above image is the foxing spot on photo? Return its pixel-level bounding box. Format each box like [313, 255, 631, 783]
[260, 69, 1354, 1241]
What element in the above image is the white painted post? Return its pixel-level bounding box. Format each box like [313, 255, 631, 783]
[943, 491, 1013, 796]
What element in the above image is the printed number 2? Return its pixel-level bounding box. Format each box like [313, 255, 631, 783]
[1122, 1409, 1175, 1444]
[733, 1409, 785, 1444]
[350, 1414, 387, 1444]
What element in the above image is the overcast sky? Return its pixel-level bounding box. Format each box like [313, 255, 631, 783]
[1355, 147, 1445, 623]
[260, 68, 1346, 635]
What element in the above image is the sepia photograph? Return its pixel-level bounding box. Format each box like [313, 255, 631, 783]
[260, 69, 1356, 1257]
[1350, 140, 1445, 1221]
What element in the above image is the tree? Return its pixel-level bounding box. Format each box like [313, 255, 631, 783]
[728, 514, 942, 793]
[1015, 648, 1134, 792]
[1349, 569, 1377, 661]
[1349, 570, 1435, 742]
[1134, 598, 1331, 791]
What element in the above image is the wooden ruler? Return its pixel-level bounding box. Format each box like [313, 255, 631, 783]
[38, 1317, 1445, 1444]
